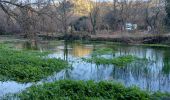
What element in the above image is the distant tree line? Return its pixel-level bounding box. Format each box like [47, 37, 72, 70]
[0, 0, 169, 39]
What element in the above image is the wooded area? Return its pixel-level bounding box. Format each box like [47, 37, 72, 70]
[0, 0, 169, 40]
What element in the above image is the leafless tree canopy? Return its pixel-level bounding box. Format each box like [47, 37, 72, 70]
[0, 0, 168, 38]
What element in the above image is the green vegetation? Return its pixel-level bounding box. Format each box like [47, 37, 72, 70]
[0, 44, 68, 82]
[92, 48, 115, 56]
[83, 55, 140, 66]
[17, 80, 170, 100]
[82, 48, 144, 67]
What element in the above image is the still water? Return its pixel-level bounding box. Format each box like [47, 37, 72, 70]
[0, 39, 170, 97]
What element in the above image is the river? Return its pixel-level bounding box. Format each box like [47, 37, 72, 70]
[0, 38, 170, 98]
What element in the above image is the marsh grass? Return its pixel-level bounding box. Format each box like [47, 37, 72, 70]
[83, 55, 141, 67]
[82, 48, 145, 67]
[92, 48, 115, 57]
[0, 44, 68, 83]
[17, 80, 170, 100]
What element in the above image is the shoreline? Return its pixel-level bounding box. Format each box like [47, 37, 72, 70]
[1, 33, 170, 46]
[38, 33, 170, 45]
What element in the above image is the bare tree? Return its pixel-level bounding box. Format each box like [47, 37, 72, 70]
[0, 0, 167, 37]
[0, 0, 51, 37]
[144, 0, 165, 33]
[89, 0, 100, 34]
[50, 0, 74, 35]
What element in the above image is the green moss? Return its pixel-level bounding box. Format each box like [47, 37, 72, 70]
[0, 44, 68, 83]
[83, 55, 142, 67]
[16, 80, 170, 100]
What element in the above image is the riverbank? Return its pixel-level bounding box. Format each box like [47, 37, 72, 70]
[1, 32, 170, 45]
[38, 32, 170, 45]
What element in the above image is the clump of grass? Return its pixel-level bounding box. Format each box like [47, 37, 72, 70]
[0, 44, 68, 83]
[16, 80, 170, 100]
[83, 48, 147, 67]
[92, 48, 115, 56]
[83, 55, 141, 67]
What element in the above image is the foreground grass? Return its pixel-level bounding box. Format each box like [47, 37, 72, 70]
[17, 80, 170, 100]
[0, 44, 68, 82]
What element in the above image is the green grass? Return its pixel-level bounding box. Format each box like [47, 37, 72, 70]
[92, 48, 115, 56]
[83, 55, 143, 67]
[0, 44, 68, 83]
[82, 48, 146, 66]
[16, 80, 170, 100]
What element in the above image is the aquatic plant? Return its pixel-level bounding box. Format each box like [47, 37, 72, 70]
[91, 48, 115, 57]
[0, 44, 68, 82]
[83, 55, 143, 67]
[82, 47, 148, 67]
[17, 80, 170, 100]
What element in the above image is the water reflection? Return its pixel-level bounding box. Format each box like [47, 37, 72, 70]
[23, 41, 39, 50]
[46, 41, 170, 92]
[0, 81, 31, 98]
[71, 44, 93, 57]
[7, 40, 39, 50]
[162, 49, 170, 75]
[64, 41, 69, 61]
